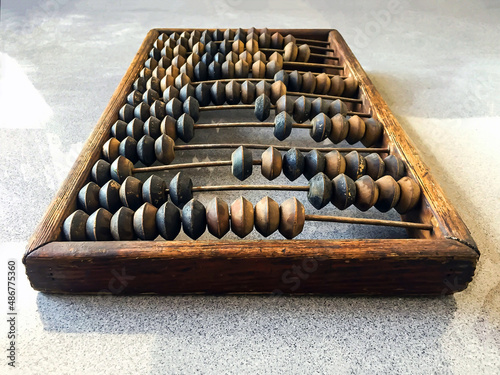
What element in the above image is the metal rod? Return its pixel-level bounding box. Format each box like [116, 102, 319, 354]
[284, 70, 347, 79]
[174, 144, 390, 154]
[305, 214, 433, 231]
[200, 104, 276, 111]
[133, 160, 232, 173]
[259, 48, 339, 60]
[294, 37, 330, 46]
[193, 122, 312, 129]
[192, 184, 309, 192]
[287, 91, 362, 104]
[284, 61, 344, 70]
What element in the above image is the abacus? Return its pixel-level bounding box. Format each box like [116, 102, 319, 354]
[24, 28, 478, 295]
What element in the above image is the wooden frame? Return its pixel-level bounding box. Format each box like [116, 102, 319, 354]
[24, 29, 479, 295]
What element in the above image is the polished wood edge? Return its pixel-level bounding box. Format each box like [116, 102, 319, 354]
[153, 28, 334, 39]
[23, 29, 160, 262]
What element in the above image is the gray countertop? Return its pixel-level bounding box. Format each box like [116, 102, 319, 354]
[1, 0, 499, 373]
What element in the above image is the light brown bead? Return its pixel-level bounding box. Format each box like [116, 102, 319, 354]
[133, 202, 158, 240]
[329, 114, 349, 144]
[329, 75, 345, 96]
[314, 73, 331, 94]
[301, 71, 316, 93]
[230, 197, 254, 238]
[232, 39, 245, 54]
[256, 80, 271, 98]
[297, 44, 311, 62]
[365, 153, 385, 180]
[166, 65, 179, 78]
[255, 196, 280, 237]
[324, 150, 346, 179]
[241, 80, 256, 104]
[375, 175, 401, 213]
[239, 51, 253, 65]
[103, 137, 120, 163]
[361, 118, 383, 147]
[270, 81, 287, 104]
[395, 177, 421, 214]
[160, 115, 177, 140]
[354, 175, 379, 211]
[279, 198, 305, 239]
[252, 60, 266, 78]
[266, 60, 281, 79]
[269, 51, 284, 66]
[346, 115, 366, 144]
[246, 39, 259, 54]
[226, 51, 238, 64]
[160, 75, 175, 92]
[154, 134, 175, 165]
[253, 51, 266, 63]
[261, 147, 282, 180]
[283, 42, 298, 61]
[343, 76, 359, 97]
[271, 32, 284, 49]
[206, 197, 230, 239]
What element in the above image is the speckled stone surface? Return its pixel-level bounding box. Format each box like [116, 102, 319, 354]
[0, 0, 499, 373]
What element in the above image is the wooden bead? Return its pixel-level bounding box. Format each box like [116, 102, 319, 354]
[310, 113, 332, 142]
[225, 80, 241, 105]
[344, 151, 367, 180]
[194, 61, 207, 81]
[137, 135, 156, 166]
[86, 208, 113, 241]
[195, 82, 211, 106]
[219, 40, 231, 55]
[126, 118, 144, 141]
[252, 60, 266, 78]
[395, 177, 421, 214]
[99, 179, 121, 213]
[160, 115, 177, 140]
[375, 175, 401, 212]
[158, 56, 171, 70]
[253, 51, 266, 63]
[255, 80, 271, 98]
[119, 176, 143, 210]
[346, 115, 366, 144]
[91, 159, 111, 186]
[246, 39, 259, 54]
[127, 90, 142, 106]
[63, 210, 89, 241]
[165, 97, 183, 118]
[310, 97, 329, 118]
[226, 51, 238, 64]
[304, 149, 325, 180]
[119, 137, 138, 164]
[183, 96, 199, 122]
[232, 40, 245, 54]
[235, 28, 246, 41]
[221, 60, 235, 79]
[354, 175, 379, 211]
[315, 73, 331, 94]
[224, 29, 234, 41]
[270, 81, 286, 105]
[208, 61, 222, 80]
[231, 146, 253, 181]
[265, 60, 281, 79]
[162, 85, 179, 102]
[134, 202, 158, 240]
[179, 83, 195, 102]
[259, 32, 271, 48]
[261, 146, 282, 180]
[255, 196, 280, 237]
[169, 172, 193, 208]
[176, 113, 195, 143]
[206, 197, 230, 239]
[308, 172, 333, 209]
[239, 51, 253, 65]
[230, 197, 254, 238]
[111, 120, 127, 141]
[324, 150, 346, 179]
[271, 32, 284, 49]
[365, 153, 385, 180]
[279, 198, 306, 239]
[284, 34, 296, 45]
[282, 148, 305, 181]
[235, 60, 249, 78]
[274, 70, 288, 86]
[288, 70, 302, 91]
[276, 95, 294, 115]
[142, 175, 167, 207]
[331, 174, 356, 210]
[156, 201, 181, 240]
[140, 67, 152, 80]
[110, 156, 134, 183]
[329, 99, 348, 116]
[297, 44, 311, 63]
[283, 42, 298, 61]
[182, 199, 206, 240]
[384, 155, 406, 180]
[273, 111, 293, 141]
[172, 55, 186, 70]
[166, 65, 179, 78]
[78, 182, 100, 214]
[150, 101, 166, 121]
[110, 207, 136, 240]
[179, 63, 194, 80]
[241, 80, 256, 104]
[146, 77, 161, 94]
[102, 137, 120, 162]
[293, 95, 311, 123]
[192, 42, 204, 56]
[329, 114, 349, 144]
[119, 103, 134, 122]
[254, 93, 271, 121]
[301, 72, 316, 93]
[212, 29, 223, 41]
[343, 76, 359, 97]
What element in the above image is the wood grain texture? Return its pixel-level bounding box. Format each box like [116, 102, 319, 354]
[25, 239, 477, 295]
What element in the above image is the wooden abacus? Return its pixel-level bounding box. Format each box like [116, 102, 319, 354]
[24, 28, 478, 295]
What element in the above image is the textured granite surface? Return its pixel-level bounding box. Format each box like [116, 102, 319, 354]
[0, 0, 499, 373]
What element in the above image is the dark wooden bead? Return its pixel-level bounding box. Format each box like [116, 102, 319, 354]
[111, 120, 127, 141]
[346, 115, 366, 144]
[119, 103, 134, 122]
[110, 156, 134, 183]
[169, 32, 180, 41]
[158, 56, 171, 69]
[270, 81, 286, 105]
[142, 88, 159, 105]
[99, 179, 121, 213]
[265, 60, 281, 79]
[194, 61, 208, 81]
[144, 116, 162, 139]
[206, 197, 230, 239]
[225, 80, 241, 105]
[344, 151, 367, 180]
[384, 155, 406, 180]
[271, 32, 284, 49]
[110, 207, 136, 241]
[142, 175, 167, 207]
[174, 72, 190, 89]
[221, 60, 235, 79]
[208, 61, 222, 80]
[329, 113, 349, 144]
[182, 96, 199, 122]
[276, 95, 294, 115]
[395, 177, 421, 214]
[63, 210, 89, 241]
[182, 199, 206, 240]
[179, 83, 195, 102]
[343, 76, 359, 97]
[133, 77, 146, 93]
[301, 71, 316, 93]
[212, 29, 224, 41]
[331, 174, 357, 210]
[213, 52, 225, 65]
[261, 146, 282, 180]
[127, 90, 143, 106]
[150, 101, 166, 120]
[375, 175, 401, 212]
[279, 198, 306, 239]
[223, 28, 235, 41]
[274, 70, 289, 86]
[235, 60, 249, 78]
[283, 42, 298, 61]
[163, 85, 179, 102]
[293, 96, 311, 123]
[304, 149, 325, 180]
[361, 118, 383, 147]
[199, 31, 211, 45]
[259, 32, 271, 48]
[156, 201, 181, 240]
[365, 153, 385, 180]
[175, 113, 195, 143]
[210, 81, 226, 105]
[235, 28, 247, 42]
[86, 208, 113, 241]
[145, 57, 158, 70]
[165, 65, 179, 79]
[219, 39, 232, 55]
[169, 172, 193, 208]
[176, 37, 188, 51]
[186, 53, 200, 68]
[137, 135, 156, 166]
[154, 134, 175, 165]
[230, 196, 254, 238]
[119, 176, 143, 210]
[241, 80, 256, 104]
[329, 99, 348, 117]
[204, 41, 218, 56]
[133, 202, 158, 240]
[254, 94, 271, 121]
[195, 82, 211, 106]
[324, 150, 346, 179]
[140, 67, 152, 80]
[282, 148, 305, 181]
[126, 118, 144, 141]
[119, 136, 138, 164]
[252, 60, 266, 78]
[354, 175, 379, 211]
[161, 45, 174, 60]
[78, 182, 100, 214]
[273, 111, 293, 141]
[256, 80, 271, 98]
[102, 137, 120, 162]
[310, 97, 328, 118]
[289, 70, 302, 91]
[91, 159, 111, 186]
[308, 172, 333, 209]
[231, 146, 253, 181]
[310, 113, 332, 142]
[134, 102, 150, 122]
[165, 97, 183, 119]
[255, 196, 280, 237]
[315, 73, 331, 94]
